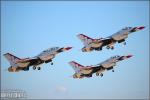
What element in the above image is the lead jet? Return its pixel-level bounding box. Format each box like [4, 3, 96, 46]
[77, 26, 145, 52]
[69, 55, 132, 79]
[3, 47, 72, 72]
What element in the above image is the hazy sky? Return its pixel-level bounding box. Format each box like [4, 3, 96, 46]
[1, 1, 149, 99]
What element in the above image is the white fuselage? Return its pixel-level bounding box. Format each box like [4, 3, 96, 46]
[37, 47, 60, 61]
[99, 56, 120, 68]
[109, 27, 133, 41]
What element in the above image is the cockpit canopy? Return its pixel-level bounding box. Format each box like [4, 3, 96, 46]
[43, 47, 60, 53]
[111, 55, 120, 59]
[122, 27, 132, 30]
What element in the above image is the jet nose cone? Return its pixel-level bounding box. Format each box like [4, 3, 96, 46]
[131, 26, 145, 32]
[137, 26, 145, 30]
[65, 47, 72, 50]
[126, 55, 133, 58]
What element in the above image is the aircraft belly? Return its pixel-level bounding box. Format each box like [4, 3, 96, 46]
[83, 46, 93, 52]
[17, 62, 30, 67]
[90, 42, 102, 48]
[99, 69, 105, 73]
[39, 55, 54, 61]
[87, 47, 92, 51]
[80, 69, 93, 74]
[96, 69, 105, 74]
[102, 63, 115, 68]
[74, 73, 82, 78]
[112, 33, 128, 41]
[77, 73, 81, 77]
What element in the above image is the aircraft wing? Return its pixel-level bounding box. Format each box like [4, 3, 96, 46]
[15, 57, 43, 68]
[16, 57, 39, 63]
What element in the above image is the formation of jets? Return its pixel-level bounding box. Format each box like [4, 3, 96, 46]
[3, 26, 145, 79]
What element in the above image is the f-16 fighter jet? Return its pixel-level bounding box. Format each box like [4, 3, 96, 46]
[69, 55, 132, 79]
[77, 26, 145, 52]
[4, 47, 72, 72]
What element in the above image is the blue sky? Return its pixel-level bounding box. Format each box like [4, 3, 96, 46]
[1, 1, 149, 99]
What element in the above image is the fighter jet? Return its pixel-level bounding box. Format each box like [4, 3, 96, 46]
[69, 55, 132, 79]
[77, 26, 145, 52]
[3, 47, 72, 72]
